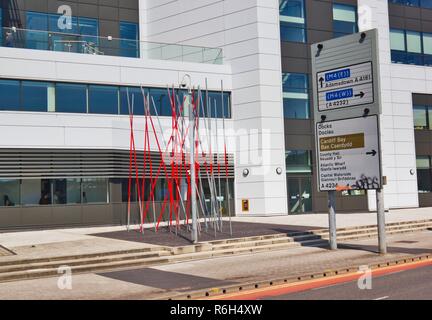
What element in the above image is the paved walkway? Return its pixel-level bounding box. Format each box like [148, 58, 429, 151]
[0, 230, 430, 300]
[0, 208, 430, 262]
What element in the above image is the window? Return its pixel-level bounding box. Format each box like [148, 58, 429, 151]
[0, 78, 232, 118]
[82, 178, 108, 203]
[279, 0, 306, 43]
[391, 29, 432, 66]
[0, 79, 20, 111]
[26, 12, 49, 50]
[149, 88, 172, 117]
[413, 105, 432, 130]
[56, 83, 87, 113]
[417, 156, 432, 193]
[286, 150, 312, 173]
[389, 0, 432, 8]
[0, 180, 20, 207]
[21, 81, 51, 112]
[414, 105, 428, 129]
[120, 22, 139, 58]
[333, 4, 358, 38]
[423, 33, 432, 66]
[21, 179, 52, 206]
[120, 87, 145, 116]
[53, 179, 82, 205]
[282, 73, 309, 119]
[88, 85, 119, 114]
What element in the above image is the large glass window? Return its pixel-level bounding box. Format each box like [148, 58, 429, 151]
[279, 0, 306, 43]
[52, 179, 81, 205]
[0, 78, 231, 118]
[417, 156, 432, 193]
[56, 83, 87, 113]
[333, 3, 358, 38]
[423, 33, 432, 66]
[82, 178, 108, 203]
[414, 105, 428, 129]
[21, 81, 50, 112]
[0, 180, 20, 207]
[390, 29, 432, 66]
[26, 12, 49, 50]
[286, 150, 312, 173]
[150, 88, 172, 117]
[282, 73, 309, 119]
[389, 0, 432, 8]
[0, 79, 20, 111]
[21, 179, 52, 206]
[120, 22, 139, 58]
[88, 85, 119, 114]
[120, 87, 145, 116]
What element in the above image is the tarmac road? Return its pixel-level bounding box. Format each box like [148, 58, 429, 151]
[264, 263, 432, 300]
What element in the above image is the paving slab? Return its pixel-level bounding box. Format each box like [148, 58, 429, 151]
[92, 221, 322, 247]
[0, 230, 430, 300]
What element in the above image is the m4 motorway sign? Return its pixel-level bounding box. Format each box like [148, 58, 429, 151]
[317, 62, 374, 112]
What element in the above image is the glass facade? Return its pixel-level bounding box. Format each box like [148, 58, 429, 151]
[0, 178, 234, 207]
[282, 73, 309, 119]
[389, 0, 432, 9]
[333, 3, 358, 38]
[279, 0, 307, 43]
[1, 9, 143, 58]
[390, 29, 432, 66]
[285, 150, 312, 173]
[417, 156, 432, 193]
[0, 79, 231, 119]
[120, 22, 140, 58]
[413, 105, 432, 130]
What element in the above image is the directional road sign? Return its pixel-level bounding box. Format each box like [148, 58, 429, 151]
[317, 62, 374, 111]
[316, 115, 381, 192]
[311, 29, 381, 122]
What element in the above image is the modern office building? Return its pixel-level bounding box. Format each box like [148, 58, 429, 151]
[0, 0, 430, 229]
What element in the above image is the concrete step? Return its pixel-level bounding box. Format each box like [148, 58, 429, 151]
[0, 250, 172, 274]
[0, 246, 169, 267]
[0, 219, 429, 283]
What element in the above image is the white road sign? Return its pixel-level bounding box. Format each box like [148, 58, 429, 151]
[317, 62, 374, 112]
[316, 115, 381, 192]
[311, 29, 381, 121]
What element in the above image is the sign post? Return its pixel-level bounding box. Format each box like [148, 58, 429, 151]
[311, 29, 387, 254]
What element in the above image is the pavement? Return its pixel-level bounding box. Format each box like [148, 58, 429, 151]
[0, 207, 431, 256]
[0, 229, 430, 300]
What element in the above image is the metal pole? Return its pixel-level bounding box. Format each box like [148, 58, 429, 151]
[376, 188, 387, 254]
[221, 80, 233, 236]
[189, 89, 198, 243]
[328, 190, 337, 250]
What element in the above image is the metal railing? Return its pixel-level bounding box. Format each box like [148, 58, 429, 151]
[1, 27, 224, 64]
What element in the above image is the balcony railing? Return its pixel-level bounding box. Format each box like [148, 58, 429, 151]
[1, 27, 224, 65]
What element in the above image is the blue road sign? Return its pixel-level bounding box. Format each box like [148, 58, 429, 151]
[326, 88, 354, 102]
[325, 68, 351, 82]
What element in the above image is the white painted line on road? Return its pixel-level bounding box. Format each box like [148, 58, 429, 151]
[374, 296, 389, 300]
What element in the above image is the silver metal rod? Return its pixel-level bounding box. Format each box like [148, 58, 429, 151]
[221, 80, 233, 236]
[189, 87, 198, 243]
[328, 191, 337, 250]
[376, 188, 387, 254]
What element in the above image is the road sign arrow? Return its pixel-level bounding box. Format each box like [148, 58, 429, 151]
[355, 91, 365, 98]
[366, 150, 377, 157]
[319, 77, 324, 88]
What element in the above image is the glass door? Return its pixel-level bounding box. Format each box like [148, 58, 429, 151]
[288, 177, 313, 214]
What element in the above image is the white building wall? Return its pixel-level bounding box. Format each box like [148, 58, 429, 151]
[0, 47, 234, 153]
[143, 0, 288, 216]
[358, 0, 423, 209]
